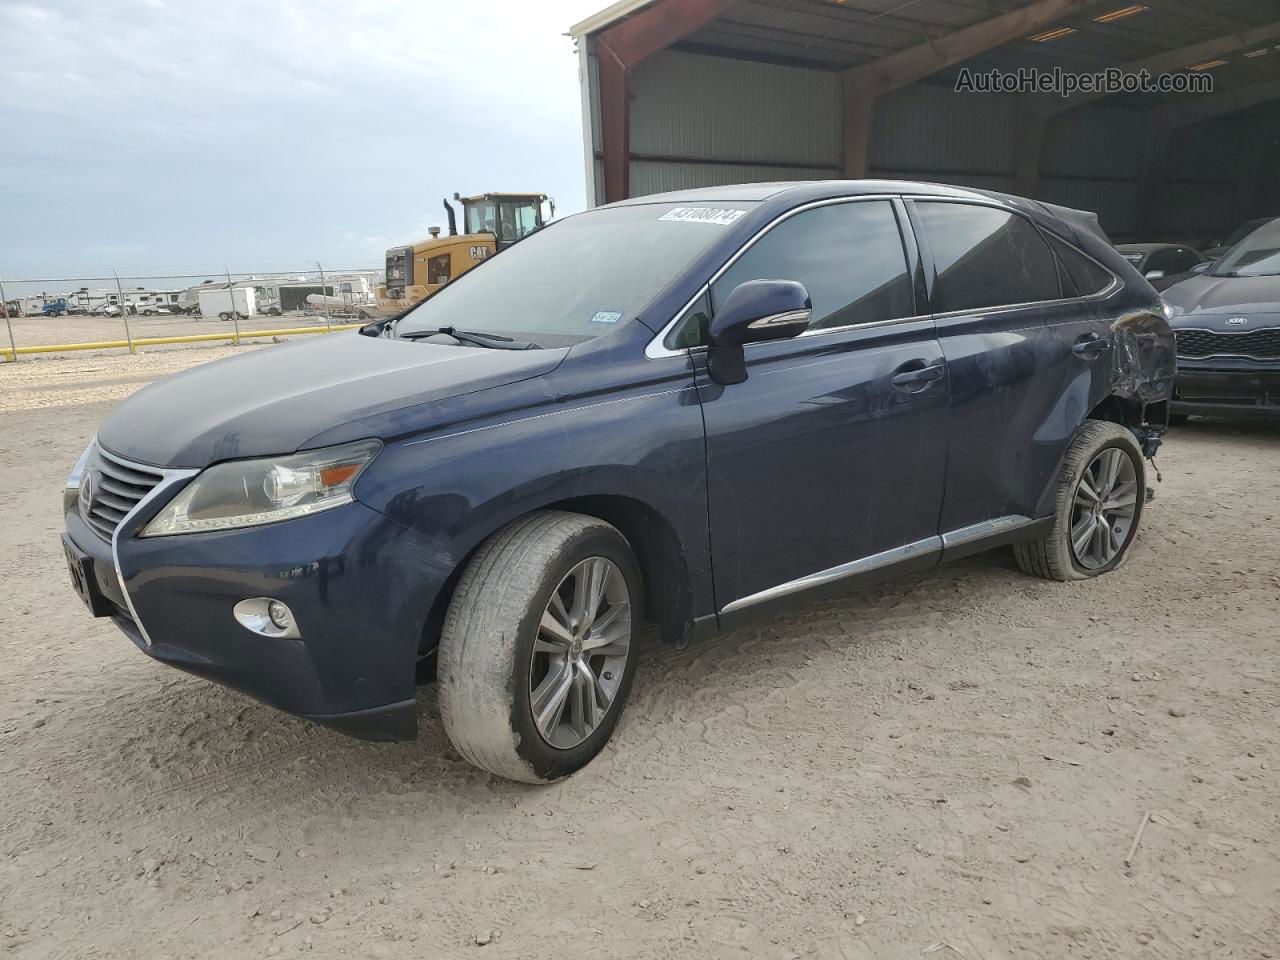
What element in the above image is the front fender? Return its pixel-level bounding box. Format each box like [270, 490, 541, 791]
[353, 373, 714, 629]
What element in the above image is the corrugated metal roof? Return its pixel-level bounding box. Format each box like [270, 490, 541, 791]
[572, 0, 1278, 107]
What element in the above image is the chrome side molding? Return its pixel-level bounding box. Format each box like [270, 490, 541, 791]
[940, 514, 1036, 548]
[719, 514, 1040, 616]
[720, 536, 942, 615]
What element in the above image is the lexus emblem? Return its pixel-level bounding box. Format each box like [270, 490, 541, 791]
[1226, 317, 1249, 326]
[78, 471, 94, 517]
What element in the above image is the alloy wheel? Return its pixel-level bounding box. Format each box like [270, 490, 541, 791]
[529, 557, 632, 749]
[1069, 447, 1139, 570]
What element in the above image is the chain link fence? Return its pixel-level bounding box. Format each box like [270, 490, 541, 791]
[1, 264, 386, 361]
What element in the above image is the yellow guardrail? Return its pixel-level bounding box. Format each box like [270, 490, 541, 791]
[1, 322, 366, 361]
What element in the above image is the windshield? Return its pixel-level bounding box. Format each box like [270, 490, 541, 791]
[1223, 218, 1270, 248]
[396, 202, 755, 343]
[1214, 218, 1280, 277]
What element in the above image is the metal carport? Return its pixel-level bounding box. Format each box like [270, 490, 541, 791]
[569, 0, 1280, 243]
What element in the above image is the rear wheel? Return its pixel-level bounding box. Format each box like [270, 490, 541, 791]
[1014, 420, 1146, 581]
[438, 511, 641, 783]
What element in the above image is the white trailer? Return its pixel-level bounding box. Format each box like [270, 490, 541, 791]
[196, 287, 257, 320]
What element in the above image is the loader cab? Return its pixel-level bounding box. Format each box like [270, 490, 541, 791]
[459, 193, 550, 249]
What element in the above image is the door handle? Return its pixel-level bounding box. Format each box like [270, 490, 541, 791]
[891, 362, 945, 389]
[1072, 335, 1111, 359]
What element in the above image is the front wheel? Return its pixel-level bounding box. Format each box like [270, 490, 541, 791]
[1014, 420, 1146, 581]
[438, 511, 641, 783]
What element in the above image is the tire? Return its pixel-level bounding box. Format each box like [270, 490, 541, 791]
[1014, 420, 1146, 582]
[218, 312, 231, 322]
[438, 511, 642, 783]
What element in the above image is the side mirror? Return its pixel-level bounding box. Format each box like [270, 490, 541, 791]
[1190, 261, 1211, 274]
[1144, 269, 1166, 279]
[706, 280, 811, 385]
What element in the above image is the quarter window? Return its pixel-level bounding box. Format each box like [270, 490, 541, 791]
[709, 200, 913, 339]
[1046, 233, 1113, 297]
[916, 202, 1061, 313]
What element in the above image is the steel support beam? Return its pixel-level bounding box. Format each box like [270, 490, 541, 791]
[595, 0, 735, 202]
[839, 0, 1100, 177]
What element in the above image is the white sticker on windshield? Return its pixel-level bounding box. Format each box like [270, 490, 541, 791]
[659, 207, 746, 226]
[591, 311, 622, 324]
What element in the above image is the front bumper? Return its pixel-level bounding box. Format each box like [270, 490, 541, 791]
[63, 487, 449, 741]
[1171, 359, 1280, 418]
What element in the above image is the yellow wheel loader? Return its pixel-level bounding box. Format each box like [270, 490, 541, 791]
[375, 192, 553, 315]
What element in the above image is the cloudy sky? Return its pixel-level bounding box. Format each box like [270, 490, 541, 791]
[0, 0, 604, 288]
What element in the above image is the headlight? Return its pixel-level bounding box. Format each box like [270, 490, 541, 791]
[142, 439, 381, 537]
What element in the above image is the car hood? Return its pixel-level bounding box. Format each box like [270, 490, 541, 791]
[1162, 273, 1280, 318]
[97, 332, 566, 468]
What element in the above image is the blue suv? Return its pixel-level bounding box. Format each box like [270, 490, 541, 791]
[62, 181, 1175, 782]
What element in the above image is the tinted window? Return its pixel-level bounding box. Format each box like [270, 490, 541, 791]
[1046, 233, 1112, 298]
[706, 200, 913, 337]
[1171, 249, 1203, 273]
[917, 203, 1061, 312]
[1146, 248, 1199, 275]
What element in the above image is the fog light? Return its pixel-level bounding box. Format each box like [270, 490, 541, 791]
[232, 597, 301, 639]
[267, 600, 293, 631]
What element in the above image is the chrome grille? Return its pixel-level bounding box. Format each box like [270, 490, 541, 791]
[82, 446, 164, 540]
[1176, 327, 1280, 361]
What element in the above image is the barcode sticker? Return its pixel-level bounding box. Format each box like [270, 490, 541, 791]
[659, 208, 746, 226]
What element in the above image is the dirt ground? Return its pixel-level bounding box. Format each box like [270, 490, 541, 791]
[1, 345, 1277, 960]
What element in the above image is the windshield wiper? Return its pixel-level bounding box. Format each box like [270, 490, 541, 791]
[399, 326, 538, 350]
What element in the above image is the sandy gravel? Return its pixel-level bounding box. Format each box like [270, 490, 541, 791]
[1, 348, 1277, 959]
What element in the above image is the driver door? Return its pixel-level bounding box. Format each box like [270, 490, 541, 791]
[690, 198, 949, 622]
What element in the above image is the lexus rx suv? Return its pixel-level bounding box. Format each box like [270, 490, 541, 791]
[62, 181, 1175, 783]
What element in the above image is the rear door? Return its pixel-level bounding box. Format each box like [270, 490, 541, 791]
[908, 199, 1091, 544]
[689, 197, 950, 617]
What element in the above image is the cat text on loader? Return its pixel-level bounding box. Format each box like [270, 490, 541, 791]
[375, 192, 553, 314]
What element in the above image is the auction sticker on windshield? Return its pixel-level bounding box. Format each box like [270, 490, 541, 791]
[659, 208, 746, 226]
